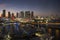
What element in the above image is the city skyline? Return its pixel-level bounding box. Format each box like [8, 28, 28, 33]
[0, 0, 60, 16]
[0, 9, 34, 18]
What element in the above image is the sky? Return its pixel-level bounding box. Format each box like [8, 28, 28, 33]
[0, 0, 60, 16]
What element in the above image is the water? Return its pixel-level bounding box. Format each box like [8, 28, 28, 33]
[0, 23, 60, 40]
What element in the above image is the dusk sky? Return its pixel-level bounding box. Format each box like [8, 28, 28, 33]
[0, 0, 60, 16]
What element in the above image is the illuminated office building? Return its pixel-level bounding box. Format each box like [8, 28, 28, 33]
[2, 10, 6, 17]
[25, 11, 30, 18]
[8, 12, 11, 18]
[20, 11, 24, 18]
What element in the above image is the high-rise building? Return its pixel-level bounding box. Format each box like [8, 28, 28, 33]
[20, 11, 24, 18]
[25, 11, 30, 18]
[8, 12, 11, 18]
[19, 12, 21, 18]
[2, 10, 6, 17]
[12, 13, 15, 17]
[16, 12, 19, 18]
[11, 13, 15, 20]
[30, 11, 34, 19]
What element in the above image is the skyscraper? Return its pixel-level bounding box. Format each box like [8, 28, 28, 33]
[25, 11, 30, 19]
[12, 13, 15, 17]
[11, 13, 15, 20]
[30, 11, 34, 19]
[2, 10, 6, 17]
[8, 12, 11, 18]
[16, 12, 19, 18]
[20, 11, 24, 18]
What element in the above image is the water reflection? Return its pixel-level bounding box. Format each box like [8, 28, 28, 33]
[0, 22, 60, 40]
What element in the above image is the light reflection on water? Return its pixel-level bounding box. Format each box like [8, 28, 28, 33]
[0, 23, 60, 40]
